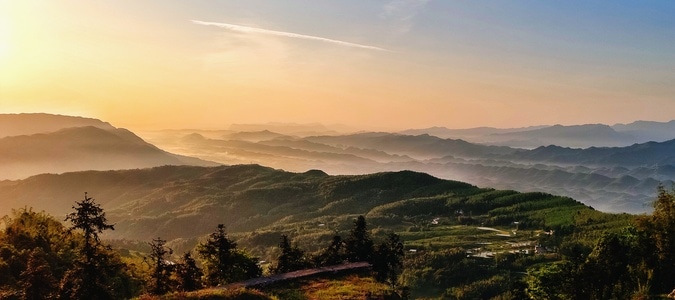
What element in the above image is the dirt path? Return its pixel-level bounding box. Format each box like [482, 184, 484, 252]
[217, 261, 372, 289]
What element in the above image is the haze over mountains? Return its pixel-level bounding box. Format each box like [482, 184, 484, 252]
[0, 114, 216, 180]
[143, 120, 675, 213]
[1, 113, 674, 214]
[401, 121, 675, 149]
[0, 113, 116, 138]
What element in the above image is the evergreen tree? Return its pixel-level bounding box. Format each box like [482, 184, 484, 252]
[60, 193, 124, 300]
[0, 204, 138, 299]
[65, 193, 114, 263]
[229, 250, 262, 280]
[174, 252, 202, 292]
[315, 235, 345, 266]
[272, 235, 310, 273]
[372, 233, 404, 289]
[345, 216, 374, 262]
[146, 237, 174, 295]
[197, 224, 260, 285]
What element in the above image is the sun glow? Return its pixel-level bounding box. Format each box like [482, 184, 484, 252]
[0, 31, 7, 60]
[0, 14, 10, 64]
[0, 0, 17, 72]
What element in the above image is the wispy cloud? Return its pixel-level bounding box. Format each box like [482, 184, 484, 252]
[192, 20, 388, 52]
[381, 0, 430, 34]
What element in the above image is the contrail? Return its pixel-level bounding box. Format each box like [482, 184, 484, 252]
[191, 20, 388, 51]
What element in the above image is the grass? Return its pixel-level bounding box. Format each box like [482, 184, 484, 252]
[263, 274, 393, 300]
[135, 288, 273, 300]
[135, 273, 395, 300]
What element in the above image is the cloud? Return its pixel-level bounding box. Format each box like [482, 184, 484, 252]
[192, 20, 388, 52]
[382, 0, 430, 19]
[381, 0, 430, 34]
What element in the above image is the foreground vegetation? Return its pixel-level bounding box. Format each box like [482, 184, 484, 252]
[1, 166, 674, 298]
[0, 195, 403, 299]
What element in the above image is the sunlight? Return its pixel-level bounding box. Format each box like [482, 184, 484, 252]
[0, 25, 9, 63]
[0, 4, 12, 66]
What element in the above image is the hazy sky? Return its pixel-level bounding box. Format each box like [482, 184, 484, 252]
[1, 1, 674, 131]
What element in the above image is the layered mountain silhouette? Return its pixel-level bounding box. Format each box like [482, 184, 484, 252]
[305, 133, 517, 159]
[0, 113, 115, 138]
[2, 113, 674, 214]
[400, 121, 675, 148]
[613, 120, 675, 144]
[0, 114, 217, 180]
[509, 139, 675, 166]
[146, 126, 675, 213]
[399, 125, 548, 140]
[489, 124, 635, 148]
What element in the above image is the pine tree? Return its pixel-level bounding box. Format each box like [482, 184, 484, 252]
[65, 193, 114, 263]
[272, 235, 310, 273]
[174, 252, 202, 292]
[315, 235, 345, 266]
[146, 237, 174, 295]
[60, 193, 119, 300]
[372, 233, 404, 288]
[197, 224, 260, 285]
[345, 216, 374, 262]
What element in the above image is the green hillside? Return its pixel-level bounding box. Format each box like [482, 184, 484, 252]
[0, 164, 645, 298]
[0, 164, 620, 243]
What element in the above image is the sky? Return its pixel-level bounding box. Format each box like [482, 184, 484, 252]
[1, 0, 674, 131]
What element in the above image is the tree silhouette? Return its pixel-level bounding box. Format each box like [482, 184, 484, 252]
[174, 252, 203, 292]
[315, 235, 345, 266]
[345, 216, 374, 262]
[197, 224, 260, 285]
[65, 193, 114, 263]
[373, 233, 404, 288]
[146, 237, 174, 295]
[272, 235, 310, 273]
[60, 193, 120, 300]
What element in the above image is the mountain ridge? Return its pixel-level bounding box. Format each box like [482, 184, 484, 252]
[0, 113, 116, 138]
[398, 120, 675, 148]
[0, 164, 589, 243]
[0, 124, 217, 180]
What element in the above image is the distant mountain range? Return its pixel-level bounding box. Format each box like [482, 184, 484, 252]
[507, 139, 675, 167]
[305, 133, 517, 159]
[145, 124, 675, 213]
[489, 124, 634, 148]
[228, 122, 353, 137]
[400, 120, 675, 148]
[2, 113, 674, 213]
[0, 114, 216, 180]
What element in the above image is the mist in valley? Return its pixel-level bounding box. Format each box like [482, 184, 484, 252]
[140, 120, 675, 214]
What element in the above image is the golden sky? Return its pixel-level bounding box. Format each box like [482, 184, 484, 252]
[1, 1, 674, 131]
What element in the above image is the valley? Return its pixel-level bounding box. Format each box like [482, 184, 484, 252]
[0, 164, 636, 299]
[0, 113, 673, 299]
[4, 2, 674, 298]
[142, 121, 675, 214]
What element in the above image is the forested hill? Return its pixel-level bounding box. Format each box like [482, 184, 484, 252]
[0, 164, 603, 242]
